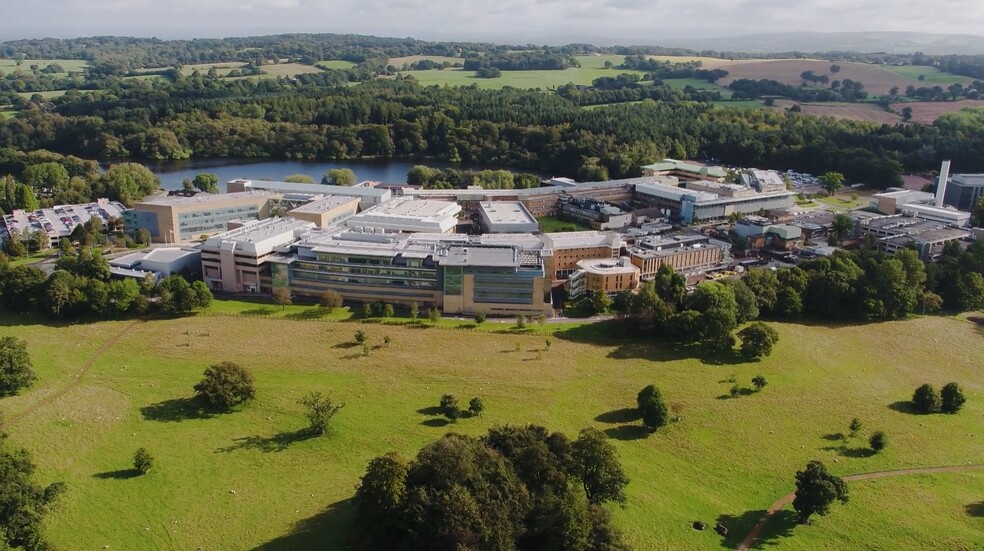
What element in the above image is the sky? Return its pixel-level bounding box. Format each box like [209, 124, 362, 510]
[2, 0, 983, 43]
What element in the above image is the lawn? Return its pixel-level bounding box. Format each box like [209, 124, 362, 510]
[815, 192, 867, 211]
[877, 65, 974, 85]
[316, 60, 357, 70]
[15, 90, 68, 99]
[536, 215, 592, 233]
[661, 77, 732, 97]
[1, 310, 981, 550]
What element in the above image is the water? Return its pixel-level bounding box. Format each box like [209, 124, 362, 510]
[138, 158, 523, 192]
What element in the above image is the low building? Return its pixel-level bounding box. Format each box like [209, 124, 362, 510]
[477, 201, 539, 233]
[641, 159, 728, 182]
[109, 247, 202, 282]
[125, 190, 280, 243]
[540, 231, 623, 283]
[685, 180, 757, 198]
[859, 214, 970, 259]
[344, 196, 462, 234]
[735, 216, 804, 250]
[201, 218, 316, 293]
[942, 173, 984, 211]
[557, 196, 632, 230]
[742, 169, 787, 193]
[634, 181, 796, 224]
[567, 257, 640, 298]
[627, 233, 728, 277]
[227, 178, 391, 209]
[287, 195, 360, 228]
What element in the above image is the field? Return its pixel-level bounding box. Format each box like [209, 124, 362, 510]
[1, 304, 982, 550]
[0, 58, 88, 74]
[536, 215, 592, 232]
[15, 90, 68, 99]
[316, 60, 357, 70]
[878, 65, 975, 85]
[889, 99, 984, 124]
[771, 99, 902, 124]
[717, 60, 968, 96]
[400, 54, 648, 89]
[388, 55, 462, 67]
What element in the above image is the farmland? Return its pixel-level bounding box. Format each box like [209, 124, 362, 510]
[890, 100, 984, 124]
[771, 99, 903, 124]
[0, 58, 88, 74]
[1, 305, 981, 550]
[399, 54, 649, 89]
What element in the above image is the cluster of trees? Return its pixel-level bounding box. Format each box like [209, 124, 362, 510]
[462, 52, 580, 71]
[437, 394, 484, 422]
[352, 425, 629, 550]
[619, 56, 729, 82]
[0, 434, 66, 550]
[406, 165, 541, 190]
[912, 382, 966, 414]
[729, 77, 867, 102]
[557, 80, 722, 106]
[0, 248, 211, 319]
[902, 81, 984, 102]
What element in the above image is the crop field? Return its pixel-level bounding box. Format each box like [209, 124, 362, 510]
[0, 304, 981, 550]
[178, 62, 249, 77]
[889, 100, 984, 124]
[0, 58, 88, 74]
[771, 99, 902, 124]
[257, 63, 325, 78]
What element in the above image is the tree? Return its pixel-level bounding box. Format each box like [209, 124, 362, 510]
[0, 436, 66, 550]
[468, 397, 484, 417]
[690, 281, 739, 351]
[382, 303, 394, 318]
[869, 431, 887, 453]
[792, 460, 848, 523]
[136, 227, 152, 245]
[409, 302, 419, 321]
[362, 303, 373, 318]
[940, 382, 966, 414]
[831, 213, 854, 243]
[354, 330, 366, 344]
[272, 288, 292, 310]
[637, 384, 669, 431]
[475, 311, 487, 324]
[589, 289, 612, 314]
[352, 452, 410, 548]
[194, 361, 256, 411]
[830, 64, 841, 74]
[319, 289, 342, 309]
[133, 447, 153, 474]
[571, 427, 628, 504]
[192, 173, 220, 193]
[737, 322, 780, 359]
[98, 163, 159, 206]
[901, 106, 913, 121]
[322, 168, 357, 186]
[299, 391, 345, 435]
[912, 383, 941, 413]
[428, 307, 440, 324]
[752, 375, 768, 391]
[849, 418, 862, 438]
[0, 336, 36, 397]
[13, 184, 38, 211]
[440, 394, 461, 422]
[819, 171, 845, 195]
[284, 174, 315, 184]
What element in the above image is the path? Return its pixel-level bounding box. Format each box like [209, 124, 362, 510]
[0, 319, 143, 429]
[737, 463, 984, 550]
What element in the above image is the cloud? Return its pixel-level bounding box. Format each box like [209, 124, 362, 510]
[1, 0, 982, 41]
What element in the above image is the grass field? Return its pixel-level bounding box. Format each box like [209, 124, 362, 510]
[772, 99, 902, 124]
[0, 58, 88, 74]
[889, 99, 984, 124]
[536, 215, 592, 233]
[0, 308, 981, 550]
[388, 55, 462, 67]
[316, 60, 357, 70]
[15, 90, 68, 99]
[401, 55, 648, 90]
[878, 65, 975, 85]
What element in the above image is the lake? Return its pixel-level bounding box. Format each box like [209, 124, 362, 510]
[140, 158, 536, 192]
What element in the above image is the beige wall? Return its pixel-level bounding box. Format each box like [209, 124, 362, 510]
[630, 247, 724, 276]
[447, 274, 553, 316]
[546, 245, 619, 283]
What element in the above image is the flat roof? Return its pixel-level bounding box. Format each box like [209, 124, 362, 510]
[641, 158, 727, 178]
[137, 190, 276, 206]
[478, 201, 537, 225]
[288, 195, 360, 214]
[576, 258, 638, 275]
[541, 231, 620, 249]
[205, 217, 316, 246]
[229, 179, 391, 199]
[443, 245, 519, 267]
[345, 196, 461, 233]
[142, 247, 200, 263]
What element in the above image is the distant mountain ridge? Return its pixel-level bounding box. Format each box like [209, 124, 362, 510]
[656, 31, 984, 55]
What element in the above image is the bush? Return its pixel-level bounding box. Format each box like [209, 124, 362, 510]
[299, 391, 345, 435]
[751, 375, 768, 391]
[319, 290, 343, 309]
[0, 336, 37, 397]
[474, 311, 487, 324]
[912, 383, 941, 413]
[194, 361, 256, 411]
[439, 394, 460, 422]
[427, 307, 440, 323]
[382, 303, 394, 318]
[729, 384, 742, 398]
[133, 447, 153, 474]
[354, 330, 366, 344]
[869, 431, 887, 453]
[637, 384, 669, 431]
[468, 397, 484, 417]
[849, 417, 862, 438]
[940, 382, 966, 414]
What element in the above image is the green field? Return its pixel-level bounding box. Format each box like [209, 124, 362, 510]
[401, 55, 648, 90]
[878, 65, 974, 85]
[536, 215, 592, 232]
[0, 58, 88, 74]
[1, 306, 981, 550]
[316, 60, 357, 70]
[15, 90, 68, 99]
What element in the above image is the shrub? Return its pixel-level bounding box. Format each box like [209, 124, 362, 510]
[440, 394, 460, 422]
[427, 307, 440, 323]
[869, 431, 887, 452]
[319, 290, 343, 309]
[468, 397, 484, 417]
[940, 382, 966, 414]
[300, 391, 344, 435]
[382, 303, 394, 318]
[515, 315, 526, 329]
[133, 448, 153, 474]
[475, 311, 487, 324]
[912, 383, 941, 413]
[849, 418, 862, 438]
[751, 375, 768, 391]
[354, 330, 366, 344]
[362, 303, 373, 318]
[729, 384, 742, 398]
[194, 362, 255, 411]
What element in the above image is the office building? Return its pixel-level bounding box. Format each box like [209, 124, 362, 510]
[634, 181, 796, 224]
[641, 159, 727, 181]
[227, 178, 391, 209]
[556, 196, 632, 230]
[287, 195, 360, 228]
[942, 173, 984, 211]
[627, 234, 728, 277]
[540, 231, 623, 283]
[859, 214, 970, 259]
[344, 196, 461, 234]
[125, 191, 280, 243]
[201, 218, 316, 293]
[567, 257, 640, 298]
[742, 169, 787, 192]
[477, 201, 539, 233]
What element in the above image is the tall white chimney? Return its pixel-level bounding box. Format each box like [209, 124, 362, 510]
[935, 160, 951, 207]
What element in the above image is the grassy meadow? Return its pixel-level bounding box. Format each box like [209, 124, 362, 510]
[0, 58, 88, 74]
[0, 306, 981, 550]
[877, 64, 974, 85]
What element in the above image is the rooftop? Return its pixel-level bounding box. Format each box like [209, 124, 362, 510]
[641, 158, 728, 178]
[576, 257, 638, 275]
[288, 195, 360, 214]
[478, 201, 538, 225]
[204, 217, 316, 247]
[137, 190, 277, 207]
[541, 231, 621, 250]
[345, 196, 462, 233]
[229, 179, 391, 200]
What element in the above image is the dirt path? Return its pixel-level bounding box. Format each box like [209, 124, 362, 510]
[738, 463, 984, 550]
[0, 319, 143, 429]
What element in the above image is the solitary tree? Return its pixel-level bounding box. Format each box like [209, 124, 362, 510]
[427, 307, 441, 324]
[322, 168, 357, 186]
[869, 431, 887, 453]
[819, 171, 845, 195]
[830, 64, 841, 74]
[319, 290, 343, 310]
[272, 288, 292, 310]
[382, 303, 395, 318]
[912, 383, 941, 413]
[792, 460, 848, 524]
[940, 382, 966, 414]
[409, 302, 419, 322]
[439, 394, 461, 422]
[194, 361, 256, 411]
[849, 418, 863, 438]
[354, 330, 366, 344]
[192, 173, 220, 193]
[737, 322, 780, 359]
[475, 311, 487, 324]
[133, 448, 154, 474]
[571, 427, 629, 504]
[299, 391, 345, 435]
[0, 336, 37, 396]
[752, 375, 768, 391]
[468, 397, 484, 417]
[637, 384, 669, 431]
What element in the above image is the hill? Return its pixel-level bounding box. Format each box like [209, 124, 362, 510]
[660, 31, 984, 55]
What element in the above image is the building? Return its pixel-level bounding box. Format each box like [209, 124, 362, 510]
[685, 180, 757, 198]
[641, 159, 727, 181]
[227, 178, 391, 209]
[635, 181, 796, 224]
[545, 177, 577, 188]
[287, 195, 360, 228]
[742, 169, 787, 193]
[942, 173, 984, 211]
[871, 187, 971, 226]
[627, 233, 728, 277]
[201, 218, 316, 293]
[859, 214, 970, 259]
[556, 196, 632, 230]
[477, 201, 539, 233]
[125, 191, 280, 243]
[109, 247, 202, 282]
[540, 231, 623, 283]
[1, 199, 128, 248]
[567, 257, 640, 298]
[344, 196, 462, 234]
[735, 216, 804, 251]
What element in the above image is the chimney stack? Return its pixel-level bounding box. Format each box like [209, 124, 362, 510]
[935, 160, 951, 207]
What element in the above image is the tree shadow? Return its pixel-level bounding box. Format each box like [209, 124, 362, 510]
[332, 342, 358, 349]
[965, 501, 984, 518]
[422, 418, 450, 427]
[839, 447, 876, 458]
[93, 469, 141, 480]
[241, 308, 276, 316]
[284, 309, 331, 321]
[602, 425, 650, 441]
[140, 397, 214, 422]
[821, 432, 846, 442]
[715, 509, 798, 549]
[594, 408, 641, 424]
[252, 499, 354, 550]
[215, 428, 317, 453]
[888, 401, 920, 415]
[605, 339, 747, 366]
[416, 406, 443, 415]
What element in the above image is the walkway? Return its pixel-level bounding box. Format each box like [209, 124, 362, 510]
[738, 463, 984, 550]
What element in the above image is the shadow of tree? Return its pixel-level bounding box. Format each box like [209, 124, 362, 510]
[416, 406, 443, 415]
[241, 308, 276, 316]
[715, 509, 798, 549]
[252, 499, 354, 550]
[966, 501, 984, 518]
[332, 342, 358, 349]
[284, 309, 331, 321]
[602, 425, 649, 441]
[594, 408, 641, 424]
[422, 418, 450, 427]
[888, 401, 920, 415]
[822, 432, 846, 442]
[140, 397, 214, 422]
[93, 469, 141, 480]
[840, 447, 876, 458]
[215, 428, 317, 453]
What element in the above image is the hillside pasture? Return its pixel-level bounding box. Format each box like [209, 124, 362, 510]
[772, 99, 902, 124]
[0, 58, 88, 74]
[388, 55, 462, 67]
[401, 54, 648, 90]
[0, 307, 981, 551]
[878, 64, 975, 85]
[257, 62, 325, 77]
[889, 99, 984, 124]
[316, 60, 356, 70]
